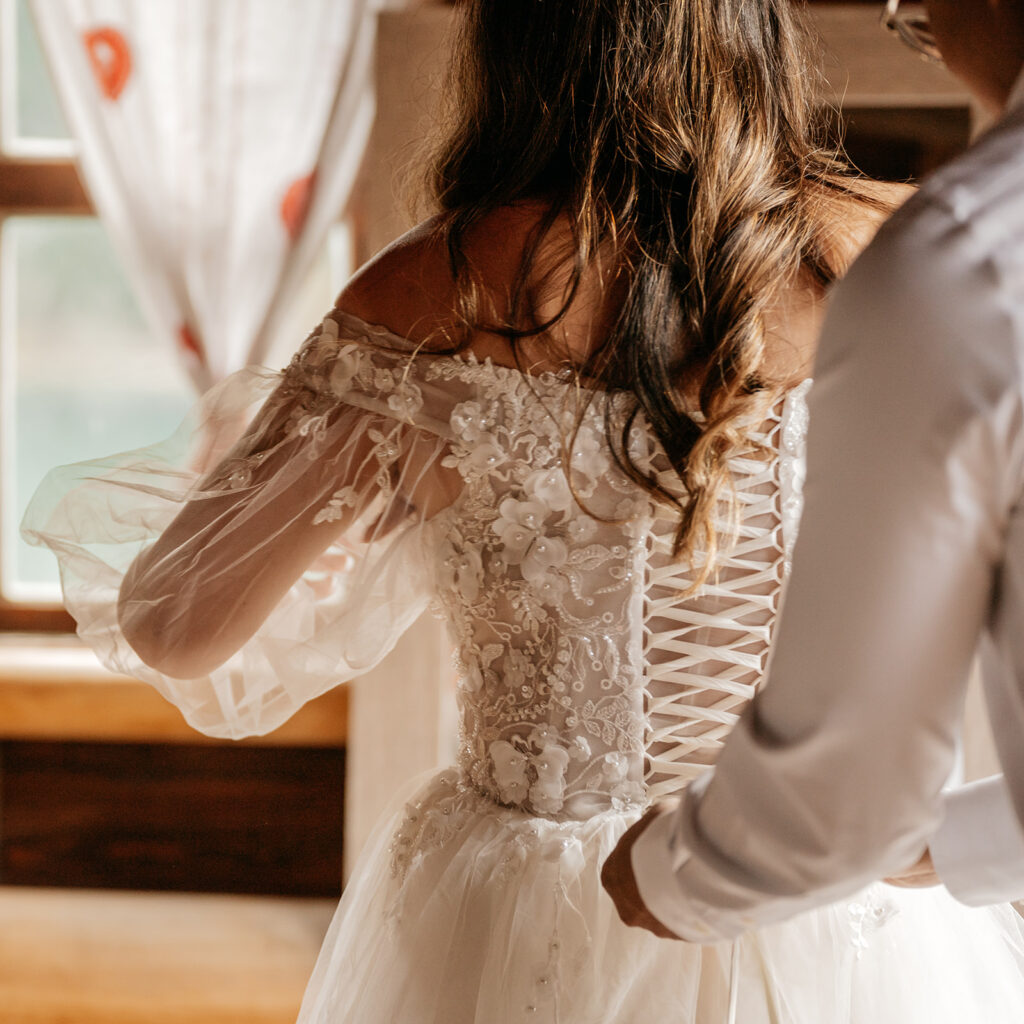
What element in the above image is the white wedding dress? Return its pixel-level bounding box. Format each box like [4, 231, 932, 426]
[23, 311, 1024, 1023]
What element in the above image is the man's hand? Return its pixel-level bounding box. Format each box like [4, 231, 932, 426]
[884, 848, 940, 889]
[601, 804, 684, 940]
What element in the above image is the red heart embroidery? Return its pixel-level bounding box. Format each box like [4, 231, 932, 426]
[280, 173, 316, 241]
[83, 27, 132, 101]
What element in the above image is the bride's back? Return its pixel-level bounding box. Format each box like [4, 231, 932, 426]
[329, 0, 912, 818]
[327, 189, 823, 819]
[343, 0, 907, 589]
[307, 295, 808, 822]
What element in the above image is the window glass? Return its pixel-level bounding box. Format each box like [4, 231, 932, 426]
[2, 0, 71, 153]
[1, 217, 193, 602]
[1, 216, 346, 605]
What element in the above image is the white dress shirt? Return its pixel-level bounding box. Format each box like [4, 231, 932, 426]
[631, 70, 1024, 941]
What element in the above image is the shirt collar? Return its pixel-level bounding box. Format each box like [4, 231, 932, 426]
[1007, 64, 1024, 114]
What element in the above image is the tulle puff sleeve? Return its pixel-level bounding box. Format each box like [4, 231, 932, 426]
[21, 313, 458, 739]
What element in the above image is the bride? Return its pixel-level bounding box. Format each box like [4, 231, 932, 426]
[24, 0, 1024, 1021]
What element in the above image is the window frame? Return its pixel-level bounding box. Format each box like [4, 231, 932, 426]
[0, 1, 89, 631]
[0, 173, 83, 630]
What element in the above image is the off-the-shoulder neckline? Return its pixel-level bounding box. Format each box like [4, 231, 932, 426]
[329, 309, 813, 397]
[330, 309, 603, 393]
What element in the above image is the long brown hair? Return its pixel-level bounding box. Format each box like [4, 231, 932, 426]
[430, 0, 878, 582]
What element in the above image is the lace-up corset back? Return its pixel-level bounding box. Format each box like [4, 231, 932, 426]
[639, 399, 808, 803]
[291, 314, 809, 820]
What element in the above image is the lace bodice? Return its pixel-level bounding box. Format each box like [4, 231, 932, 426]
[23, 310, 807, 812]
[294, 314, 809, 819]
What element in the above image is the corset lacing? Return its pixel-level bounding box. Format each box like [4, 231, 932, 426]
[641, 403, 793, 802]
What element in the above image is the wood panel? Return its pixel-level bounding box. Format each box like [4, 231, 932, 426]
[0, 159, 90, 214]
[0, 886, 333, 1024]
[0, 637, 348, 747]
[0, 603, 75, 632]
[0, 741, 345, 895]
[838, 105, 971, 181]
[0, 677, 348, 746]
[813, 4, 969, 108]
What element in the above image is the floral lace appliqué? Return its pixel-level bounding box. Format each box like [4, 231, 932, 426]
[848, 890, 899, 956]
[424, 356, 651, 818]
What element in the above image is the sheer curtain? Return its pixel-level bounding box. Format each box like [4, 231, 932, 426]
[30, 0, 379, 389]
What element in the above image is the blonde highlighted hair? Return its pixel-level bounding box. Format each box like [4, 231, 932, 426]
[430, 0, 883, 584]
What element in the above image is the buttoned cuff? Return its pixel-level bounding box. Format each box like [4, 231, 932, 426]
[932, 775, 1024, 906]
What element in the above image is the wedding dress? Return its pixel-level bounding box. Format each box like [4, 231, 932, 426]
[23, 310, 1024, 1023]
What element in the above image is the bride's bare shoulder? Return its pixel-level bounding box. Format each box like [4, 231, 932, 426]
[333, 215, 456, 347]
[763, 180, 916, 383]
[826, 179, 917, 271]
[334, 203, 557, 349]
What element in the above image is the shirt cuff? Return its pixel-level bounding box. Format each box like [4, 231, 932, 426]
[932, 775, 1024, 906]
[629, 781, 733, 943]
[629, 803, 700, 939]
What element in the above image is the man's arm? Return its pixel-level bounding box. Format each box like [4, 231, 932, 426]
[611, 196, 1024, 941]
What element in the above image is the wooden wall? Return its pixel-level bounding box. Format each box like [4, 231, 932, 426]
[0, 640, 349, 895]
[0, 742, 345, 896]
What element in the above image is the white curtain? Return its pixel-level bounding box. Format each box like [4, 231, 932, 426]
[30, 0, 380, 389]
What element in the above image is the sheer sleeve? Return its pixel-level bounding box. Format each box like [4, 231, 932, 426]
[21, 313, 459, 739]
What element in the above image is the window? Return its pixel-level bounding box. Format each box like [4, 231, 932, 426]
[1, 0, 71, 157]
[1, 0, 86, 629]
[0, 0, 350, 630]
[1, 216, 195, 607]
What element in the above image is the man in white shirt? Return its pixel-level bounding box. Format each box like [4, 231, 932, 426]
[602, 0, 1024, 941]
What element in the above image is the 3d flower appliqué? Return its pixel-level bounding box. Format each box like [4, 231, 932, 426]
[456, 435, 508, 478]
[602, 752, 629, 784]
[529, 744, 570, 814]
[610, 780, 645, 811]
[438, 534, 485, 606]
[520, 535, 569, 585]
[523, 467, 575, 513]
[450, 400, 496, 443]
[329, 343, 363, 395]
[492, 498, 549, 562]
[568, 426, 607, 495]
[489, 740, 530, 805]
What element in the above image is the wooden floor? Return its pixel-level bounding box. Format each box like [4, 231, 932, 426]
[0, 887, 335, 1024]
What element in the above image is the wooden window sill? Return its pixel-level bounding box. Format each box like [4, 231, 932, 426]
[0, 885, 334, 1024]
[0, 634, 347, 747]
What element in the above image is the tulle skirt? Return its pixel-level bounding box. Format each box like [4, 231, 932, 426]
[298, 769, 1024, 1024]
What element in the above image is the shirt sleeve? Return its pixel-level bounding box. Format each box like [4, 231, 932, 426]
[932, 775, 1024, 906]
[630, 193, 1024, 940]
